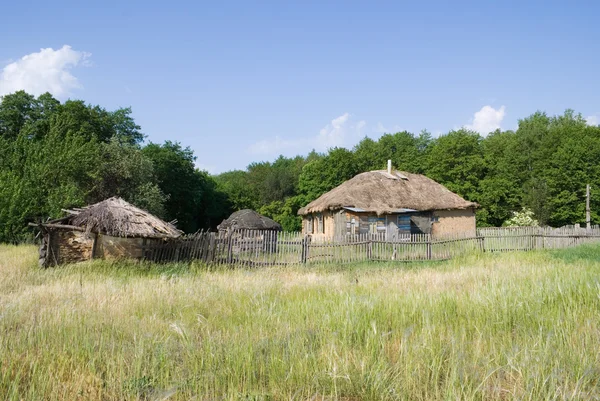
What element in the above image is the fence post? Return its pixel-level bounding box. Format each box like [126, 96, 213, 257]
[207, 233, 216, 263]
[301, 235, 311, 264]
[367, 239, 373, 261]
[426, 238, 432, 260]
[174, 243, 180, 262]
[92, 233, 100, 260]
[226, 233, 234, 264]
[478, 236, 485, 253]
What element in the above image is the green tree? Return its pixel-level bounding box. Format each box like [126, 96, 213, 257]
[0, 123, 101, 242]
[377, 131, 423, 172]
[214, 170, 257, 211]
[142, 141, 203, 232]
[353, 137, 381, 171]
[298, 147, 359, 203]
[0, 91, 61, 140]
[477, 129, 522, 226]
[258, 197, 303, 231]
[89, 138, 166, 217]
[194, 170, 231, 230]
[425, 129, 485, 203]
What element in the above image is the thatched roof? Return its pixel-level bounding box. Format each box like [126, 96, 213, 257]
[218, 210, 282, 231]
[298, 170, 477, 216]
[44, 197, 182, 239]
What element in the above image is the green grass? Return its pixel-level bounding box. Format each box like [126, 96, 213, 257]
[1, 245, 600, 400]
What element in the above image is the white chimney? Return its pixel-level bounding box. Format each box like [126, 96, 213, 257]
[387, 159, 392, 174]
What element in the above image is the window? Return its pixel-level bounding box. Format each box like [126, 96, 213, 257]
[306, 216, 313, 234]
[316, 214, 324, 234]
[397, 215, 411, 234]
[346, 215, 360, 235]
[368, 216, 386, 234]
[349, 218, 357, 235]
[397, 213, 432, 235]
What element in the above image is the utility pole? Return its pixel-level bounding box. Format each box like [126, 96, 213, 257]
[586, 184, 591, 230]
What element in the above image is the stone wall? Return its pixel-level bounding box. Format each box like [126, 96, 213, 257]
[49, 230, 94, 266]
[44, 230, 161, 266]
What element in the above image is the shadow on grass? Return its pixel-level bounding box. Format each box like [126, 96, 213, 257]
[51, 258, 225, 280]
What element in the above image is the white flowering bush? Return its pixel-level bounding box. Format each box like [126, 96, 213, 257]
[503, 208, 539, 227]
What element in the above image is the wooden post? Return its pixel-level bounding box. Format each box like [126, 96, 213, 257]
[426, 239, 432, 260]
[39, 232, 48, 268]
[47, 230, 59, 267]
[367, 239, 373, 261]
[208, 233, 216, 264]
[92, 233, 99, 260]
[226, 232, 234, 264]
[174, 241, 180, 262]
[478, 236, 485, 253]
[586, 184, 591, 230]
[301, 235, 311, 264]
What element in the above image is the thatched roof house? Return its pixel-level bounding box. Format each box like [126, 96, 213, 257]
[299, 170, 476, 215]
[33, 197, 182, 267]
[64, 197, 182, 238]
[298, 168, 477, 239]
[218, 209, 282, 232]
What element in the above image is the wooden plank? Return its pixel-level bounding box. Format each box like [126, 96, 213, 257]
[33, 223, 86, 232]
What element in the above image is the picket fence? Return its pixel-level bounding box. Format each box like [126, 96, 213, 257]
[140, 225, 600, 266]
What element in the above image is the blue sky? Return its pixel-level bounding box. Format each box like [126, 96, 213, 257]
[1, 1, 599, 173]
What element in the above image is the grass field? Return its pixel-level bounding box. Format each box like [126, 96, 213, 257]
[1, 245, 600, 400]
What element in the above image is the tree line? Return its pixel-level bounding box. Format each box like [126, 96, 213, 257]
[0, 91, 228, 243]
[214, 111, 600, 231]
[1, 91, 598, 243]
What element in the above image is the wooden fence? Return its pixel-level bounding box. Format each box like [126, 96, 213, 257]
[140, 225, 600, 266]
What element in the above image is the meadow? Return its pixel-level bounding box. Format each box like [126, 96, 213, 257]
[1, 245, 600, 400]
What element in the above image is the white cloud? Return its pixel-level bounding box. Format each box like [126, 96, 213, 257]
[317, 112, 351, 149]
[586, 115, 599, 126]
[375, 122, 403, 134]
[465, 105, 506, 135]
[0, 45, 90, 98]
[249, 112, 368, 156]
[248, 135, 301, 155]
[195, 162, 218, 175]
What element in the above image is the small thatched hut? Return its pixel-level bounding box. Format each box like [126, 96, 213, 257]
[32, 197, 182, 267]
[217, 209, 282, 234]
[218, 210, 282, 253]
[298, 166, 478, 239]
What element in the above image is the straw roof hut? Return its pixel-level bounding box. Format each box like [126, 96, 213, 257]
[298, 168, 477, 239]
[218, 209, 282, 232]
[33, 197, 182, 267]
[299, 170, 476, 216]
[65, 197, 182, 238]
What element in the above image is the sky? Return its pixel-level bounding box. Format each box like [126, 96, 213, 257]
[1, 1, 599, 173]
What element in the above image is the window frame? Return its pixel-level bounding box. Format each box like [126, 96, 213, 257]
[306, 216, 313, 234]
[316, 213, 324, 234]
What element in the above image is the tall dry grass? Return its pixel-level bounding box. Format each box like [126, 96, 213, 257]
[1, 244, 600, 400]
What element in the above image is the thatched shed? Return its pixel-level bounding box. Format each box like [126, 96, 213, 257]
[32, 197, 182, 267]
[298, 167, 478, 239]
[218, 209, 282, 233]
[217, 210, 282, 254]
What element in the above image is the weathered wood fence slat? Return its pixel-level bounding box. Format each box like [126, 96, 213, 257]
[140, 225, 600, 266]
